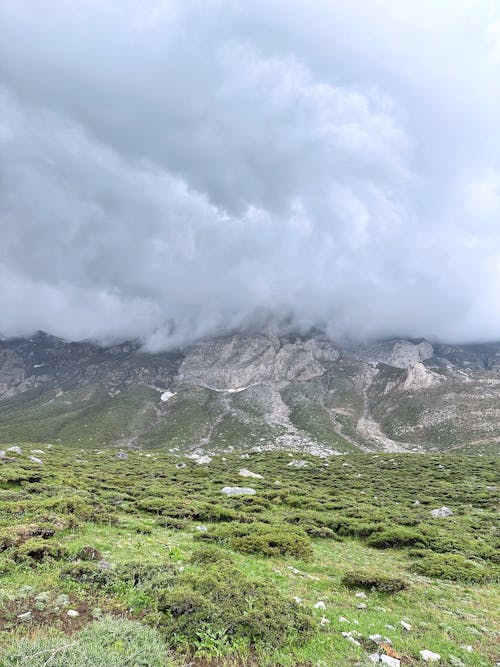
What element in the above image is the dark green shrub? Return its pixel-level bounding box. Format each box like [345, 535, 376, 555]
[410, 552, 494, 583]
[157, 564, 315, 650]
[366, 527, 427, 549]
[60, 562, 111, 586]
[197, 522, 313, 560]
[190, 545, 234, 566]
[341, 570, 408, 593]
[12, 538, 68, 564]
[112, 562, 176, 593]
[155, 516, 189, 530]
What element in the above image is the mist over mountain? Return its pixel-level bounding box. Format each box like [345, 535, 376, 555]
[1, 1, 500, 348]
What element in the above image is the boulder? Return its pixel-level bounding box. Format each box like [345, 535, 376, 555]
[239, 468, 263, 479]
[220, 486, 256, 496]
[430, 507, 453, 518]
[420, 650, 441, 662]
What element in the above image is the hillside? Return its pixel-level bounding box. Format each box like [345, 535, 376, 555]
[1, 331, 500, 455]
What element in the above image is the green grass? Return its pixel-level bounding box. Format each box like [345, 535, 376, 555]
[0, 447, 498, 665]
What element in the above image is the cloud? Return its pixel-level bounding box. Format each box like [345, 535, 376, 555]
[0, 0, 499, 348]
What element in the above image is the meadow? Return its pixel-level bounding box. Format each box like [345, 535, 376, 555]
[0, 446, 498, 666]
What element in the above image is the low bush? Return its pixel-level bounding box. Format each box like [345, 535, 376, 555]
[366, 527, 427, 549]
[157, 564, 315, 651]
[0, 616, 174, 666]
[11, 538, 68, 564]
[197, 522, 313, 560]
[410, 552, 494, 583]
[190, 545, 234, 566]
[341, 570, 408, 593]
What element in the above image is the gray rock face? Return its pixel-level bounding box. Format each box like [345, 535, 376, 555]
[220, 486, 256, 495]
[356, 340, 434, 369]
[177, 335, 339, 389]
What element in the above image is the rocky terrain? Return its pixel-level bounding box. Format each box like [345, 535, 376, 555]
[1, 331, 500, 454]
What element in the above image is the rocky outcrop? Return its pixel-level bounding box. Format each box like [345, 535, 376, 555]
[402, 362, 443, 391]
[176, 335, 339, 389]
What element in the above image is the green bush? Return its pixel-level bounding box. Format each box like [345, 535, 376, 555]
[158, 564, 315, 651]
[197, 522, 313, 560]
[410, 552, 494, 583]
[341, 570, 408, 593]
[60, 562, 111, 587]
[11, 538, 68, 564]
[366, 527, 427, 549]
[190, 544, 234, 566]
[0, 616, 174, 666]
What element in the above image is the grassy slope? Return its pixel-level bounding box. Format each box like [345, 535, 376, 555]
[0, 448, 498, 666]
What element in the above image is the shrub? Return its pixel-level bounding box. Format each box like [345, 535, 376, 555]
[11, 538, 68, 564]
[157, 564, 315, 651]
[197, 522, 313, 560]
[366, 527, 427, 549]
[410, 552, 494, 583]
[341, 571, 408, 593]
[0, 616, 174, 666]
[60, 562, 111, 587]
[190, 545, 234, 566]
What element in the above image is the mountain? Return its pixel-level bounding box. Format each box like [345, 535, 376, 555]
[1, 330, 500, 455]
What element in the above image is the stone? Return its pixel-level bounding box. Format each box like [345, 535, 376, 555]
[287, 459, 308, 468]
[368, 655, 380, 664]
[67, 609, 80, 618]
[7, 446, 22, 455]
[419, 649, 441, 662]
[430, 507, 453, 518]
[116, 451, 128, 459]
[17, 611, 32, 620]
[400, 621, 412, 631]
[314, 601, 326, 610]
[346, 636, 361, 646]
[31, 449, 45, 454]
[355, 592, 367, 599]
[220, 486, 256, 495]
[176, 463, 186, 469]
[369, 634, 383, 645]
[29, 456, 43, 464]
[381, 657, 400, 667]
[239, 468, 264, 479]
[339, 616, 350, 623]
[293, 596, 302, 604]
[449, 657, 465, 667]
[320, 616, 330, 626]
[357, 603, 367, 610]
[195, 525, 208, 532]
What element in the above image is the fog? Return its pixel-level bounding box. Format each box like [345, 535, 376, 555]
[1, 1, 499, 348]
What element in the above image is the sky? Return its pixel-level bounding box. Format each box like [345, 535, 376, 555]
[1, 0, 500, 349]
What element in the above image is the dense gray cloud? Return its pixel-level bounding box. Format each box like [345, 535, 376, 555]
[1, 0, 499, 348]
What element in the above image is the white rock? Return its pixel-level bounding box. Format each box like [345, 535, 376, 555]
[7, 446, 22, 455]
[346, 636, 361, 646]
[369, 634, 383, 645]
[293, 596, 302, 604]
[67, 609, 80, 618]
[320, 616, 330, 626]
[339, 616, 350, 623]
[385, 625, 396, 631]
[400, 621, 412, 631]
[368, 655, 380, 664]
[160, 390, 176, 402]
[0, 451, 5, 458]
[239, 469, 263, 479]
[195, 525, 208, 532]
[31, 449, 45, 454]
[314, 601, 326, 610]
[420, 649, 441, 662]
[355, 592, 367, 599]
[17, 611, 32, 620]
[287, 459, 308, 468]
[459, 645, 473, 653]
[381, 657, 400, 667]
[357, 603, 367, 610]
[29, 456, 43, 464]
[176, 463, 186, 469]
[413, 500, 421, 506]
[220, 486, 256, 495]
[430, 507, 453, 518]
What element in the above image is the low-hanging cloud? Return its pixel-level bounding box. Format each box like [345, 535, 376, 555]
[1, 0, 499, 349]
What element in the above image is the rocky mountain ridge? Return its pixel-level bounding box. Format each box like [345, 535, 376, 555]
[1, 331, 499, 455]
